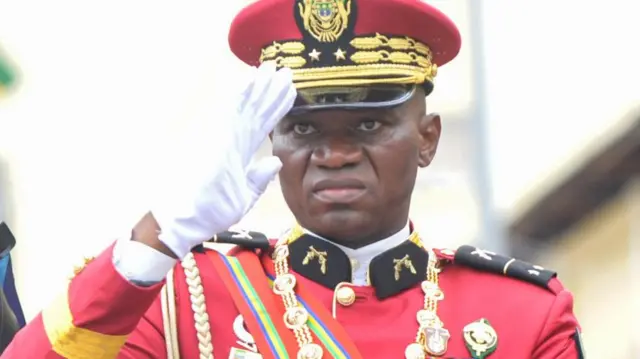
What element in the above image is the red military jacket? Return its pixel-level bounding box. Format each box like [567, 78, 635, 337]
[2, 230, 585, 359]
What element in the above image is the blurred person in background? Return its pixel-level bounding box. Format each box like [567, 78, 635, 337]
[2, 0, 585, 358]
[0, 222, 22, 354]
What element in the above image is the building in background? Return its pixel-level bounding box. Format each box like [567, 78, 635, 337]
[509, 108, 640, 358]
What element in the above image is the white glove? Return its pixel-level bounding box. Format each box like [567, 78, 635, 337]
[151, 62, 296, 259]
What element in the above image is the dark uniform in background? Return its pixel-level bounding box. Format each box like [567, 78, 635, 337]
[0, 222, 23, 354]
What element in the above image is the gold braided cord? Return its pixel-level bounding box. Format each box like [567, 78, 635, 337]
[271, 225, 324, 358]
[161, 268, 181, 359]
[292, 63, 435, 80]
[294, 76, 417, 89]
[260, 41, 306, 63]
[274, 56, 308, 69]
[259, 33, 438, 89]
[280, 224, 450, 359]
[276, 224, 449, 359]
[289, 64, 437, 89]
[181, 253, 215, 359]
[260, 34, 433, 63]
[168, 224, 447, 359]
[350, 51, 431, 68]
[350, 33, 432, 59]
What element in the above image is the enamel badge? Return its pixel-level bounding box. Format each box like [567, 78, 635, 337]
[463, 318, 498, 359]
[229, 315, 262, 359]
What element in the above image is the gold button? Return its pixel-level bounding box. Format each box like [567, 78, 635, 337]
[336, 286, 356, 307]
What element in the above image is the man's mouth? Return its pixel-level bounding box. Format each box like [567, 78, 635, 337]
[312, 179, 366, 204]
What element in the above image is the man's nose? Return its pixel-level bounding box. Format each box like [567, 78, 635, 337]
[310, 138, 363, 169]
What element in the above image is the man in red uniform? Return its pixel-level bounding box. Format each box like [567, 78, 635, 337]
[3, 0, 586, 358]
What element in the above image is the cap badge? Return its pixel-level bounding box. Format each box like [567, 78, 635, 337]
[297, 0, 352, 42]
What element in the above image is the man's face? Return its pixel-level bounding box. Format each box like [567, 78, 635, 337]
[271, 88, 441, 246]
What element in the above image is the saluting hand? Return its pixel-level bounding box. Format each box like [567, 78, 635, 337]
[151, 62, 296, 259]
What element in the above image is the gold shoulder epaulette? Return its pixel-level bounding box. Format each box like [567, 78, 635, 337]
[454, 245, 557, 290]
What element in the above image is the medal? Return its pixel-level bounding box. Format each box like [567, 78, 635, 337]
[463, 318, 498, 359]
[233, 315, 259, 353]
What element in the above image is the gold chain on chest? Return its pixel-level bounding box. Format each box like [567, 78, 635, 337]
[271, 225, 449, 359]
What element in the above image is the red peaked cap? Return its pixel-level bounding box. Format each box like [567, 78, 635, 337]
[228, 0, 461, 107]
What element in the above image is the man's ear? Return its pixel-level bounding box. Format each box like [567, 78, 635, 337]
[417, 113, 441, 168]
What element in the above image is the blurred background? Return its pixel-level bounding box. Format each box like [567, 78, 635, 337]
[0, 0, 639, 357]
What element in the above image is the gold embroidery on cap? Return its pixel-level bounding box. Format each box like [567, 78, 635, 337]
[298, 0, 352, 43]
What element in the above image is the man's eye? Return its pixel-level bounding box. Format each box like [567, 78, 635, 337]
[357, 120, 381, 131]
[293, 123, 317, 135]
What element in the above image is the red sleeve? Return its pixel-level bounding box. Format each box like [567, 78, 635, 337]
[1, 242, 167, 359]
[532, 278, 585, 359]
[117, 295, 167, 359]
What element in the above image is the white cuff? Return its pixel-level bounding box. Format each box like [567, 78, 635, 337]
[113, 236, 178, 285]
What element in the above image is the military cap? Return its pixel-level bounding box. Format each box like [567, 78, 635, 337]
[228, 0, 461, 113]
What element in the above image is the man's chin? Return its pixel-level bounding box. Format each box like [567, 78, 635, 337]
[306, 211, 374, 241]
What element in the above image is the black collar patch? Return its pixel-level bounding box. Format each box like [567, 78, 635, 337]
[289, 234, 352, 289]
[288, 234, 428, 299]
[369, 240, 428, 299]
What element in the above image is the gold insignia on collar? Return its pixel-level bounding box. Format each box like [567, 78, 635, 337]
[302, 246, 328, 274]
[298, 0, 352, 43]
[393, 254, 417, 281]
[463, 318, 498, 359]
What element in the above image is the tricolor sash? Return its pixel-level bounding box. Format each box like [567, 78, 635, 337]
[207, 249, 363, 359]
[265, 274, 363, 359]
[207, 250, 296, 359]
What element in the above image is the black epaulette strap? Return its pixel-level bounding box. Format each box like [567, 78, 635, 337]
[193, 229, 271, 254]
[454, 245, 557, 290]
[213, 229, 270, 250]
